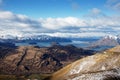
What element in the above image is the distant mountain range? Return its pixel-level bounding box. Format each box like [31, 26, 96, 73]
[0, 35, 72, 43]
[1, 34, 120, 51]
[87, 35, 120, 50]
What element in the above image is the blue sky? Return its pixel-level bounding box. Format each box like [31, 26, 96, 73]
[2, 0, 110, 18]
[0, 0, 120, 37]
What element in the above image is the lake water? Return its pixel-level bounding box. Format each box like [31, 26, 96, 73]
[15, 37, 101, 48]
[15, 40, 90, 48]
[15, 39, 113, 51]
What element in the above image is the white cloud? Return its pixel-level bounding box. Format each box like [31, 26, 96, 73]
[38, 13, 120, 37]
[39, 15, 120, 30]
[39, 17, 87, 30]
[87, 17, 120, 27]
[0, 10, 42, 29]
[0, 11, 14, 19]
[0, 10, 120, 38]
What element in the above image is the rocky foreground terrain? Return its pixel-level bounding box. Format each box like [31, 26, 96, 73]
[0, 43, 120, 80]
[0, 44, 94, 75]
[47, 46, 120, 80]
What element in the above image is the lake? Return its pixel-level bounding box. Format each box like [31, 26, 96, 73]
[15, 40, 91, 48]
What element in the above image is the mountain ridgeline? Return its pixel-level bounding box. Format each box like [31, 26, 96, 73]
[0, 35, 72, 43]
[89, 35, 120, 48]
[0, 44, 94, 75]
[47, 46, 120, 80]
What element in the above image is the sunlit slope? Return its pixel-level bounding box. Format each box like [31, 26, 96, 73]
[50, 46, 120, 80]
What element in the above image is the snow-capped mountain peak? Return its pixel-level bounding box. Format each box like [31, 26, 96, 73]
[104, 35, 118, 40]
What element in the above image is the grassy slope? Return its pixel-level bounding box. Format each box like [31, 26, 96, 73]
[50, 46, 120, 80]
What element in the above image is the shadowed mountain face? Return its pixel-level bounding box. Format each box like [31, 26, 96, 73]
[0, 45, 94, 75]
[0, 42, 16, 59]
[48, 46, 120, 80]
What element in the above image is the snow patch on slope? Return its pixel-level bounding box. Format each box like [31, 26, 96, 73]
[69, 56, 96, 75]
[70, 69, 120, 80]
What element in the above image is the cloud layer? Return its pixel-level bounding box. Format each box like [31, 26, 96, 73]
[0, 10, 44, 36]
[0, 8, 120, 38]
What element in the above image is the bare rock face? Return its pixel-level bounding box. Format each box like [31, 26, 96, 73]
[0, 45, 94, 75]
[49, 46, 120, 80]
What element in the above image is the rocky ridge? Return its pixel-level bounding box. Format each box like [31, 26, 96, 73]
[48, 46, 120, 80]
[0, 45, 94, 75]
